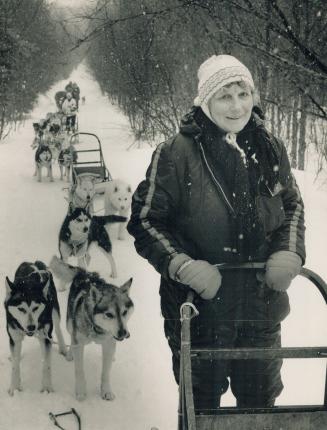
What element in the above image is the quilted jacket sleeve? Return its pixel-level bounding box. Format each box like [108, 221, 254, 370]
[268, 142, 306, 263]
[127, 140, 187, 278]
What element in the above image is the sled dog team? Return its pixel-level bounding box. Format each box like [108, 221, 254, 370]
[6, 89, 135, 400]
[32, 113, 77, 182]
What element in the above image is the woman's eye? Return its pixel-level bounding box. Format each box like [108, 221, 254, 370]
[240, 92, 250, 98]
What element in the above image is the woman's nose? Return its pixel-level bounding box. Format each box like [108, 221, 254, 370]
[230, 96, 242, 113]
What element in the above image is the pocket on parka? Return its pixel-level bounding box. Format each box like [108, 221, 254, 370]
[257, 193, 285, 234]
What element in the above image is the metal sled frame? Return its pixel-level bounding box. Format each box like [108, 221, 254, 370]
[178, 264, 327, 430]
[49, 408, 81, 430]
[69, 132, 112, 183]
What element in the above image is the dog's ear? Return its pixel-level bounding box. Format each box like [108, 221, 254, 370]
[5, 277, 14, 298]
[120, 278, 133, 294]
[89, 174, 100, 184]
[67, 202, 74, 216]
[42, 278, 51, 300]
[90, 284, 102, 304]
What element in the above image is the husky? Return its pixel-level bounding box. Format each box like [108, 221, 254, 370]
[58, 207, 127, 289]
[49, 256, 133, 401]
[102, 179, 132, 240]
[58, 146, 77, 181]
[35, 145, 53, 182]
[4, 261, 67, 396]
[68, 173, 100, 213]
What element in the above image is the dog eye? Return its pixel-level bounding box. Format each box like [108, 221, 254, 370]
[122, 310, 128, 317]
[18, 307, 27, 313]
[32, 306, 39, 312]
[105, 312, 114, 319]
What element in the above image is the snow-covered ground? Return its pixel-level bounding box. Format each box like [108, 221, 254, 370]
[0, 63, 326, 430]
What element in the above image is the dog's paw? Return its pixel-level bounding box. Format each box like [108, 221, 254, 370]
[65, 350, 74, 361]
[75, 390, 87, 401]
[8, 383, 23, 397]
[101, 388, 115, 401]
[75, 380, 87, 401]
[41, 385, 54, 394]
[58, 347, 68, 358]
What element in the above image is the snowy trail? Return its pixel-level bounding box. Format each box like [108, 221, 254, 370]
[0, 63, 326, 430]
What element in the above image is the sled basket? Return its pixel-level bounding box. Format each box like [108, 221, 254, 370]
[70, 132, 112, 183]
[178, 264, 327, 430]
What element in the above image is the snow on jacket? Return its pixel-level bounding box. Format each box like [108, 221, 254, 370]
[61, 98, 77, 116]
[127, 111, 306, 280]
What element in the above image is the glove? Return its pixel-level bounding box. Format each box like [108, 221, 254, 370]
[169, 254, 222, 300]
[265, 250, 302, 292]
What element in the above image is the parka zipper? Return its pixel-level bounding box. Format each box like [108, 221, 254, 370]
[199, 141, 236, 217]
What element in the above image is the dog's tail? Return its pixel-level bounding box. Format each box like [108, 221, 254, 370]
[92, 215, 127, 226]
[49, 256, 81, 283]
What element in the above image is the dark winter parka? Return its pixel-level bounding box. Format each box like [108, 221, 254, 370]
[127, 107, 305, 334]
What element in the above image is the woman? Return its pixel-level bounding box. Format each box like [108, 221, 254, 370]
[127, 55, 305, 410]
[61, 92, 77, 132]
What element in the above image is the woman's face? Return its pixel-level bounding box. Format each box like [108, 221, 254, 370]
[208, 82, 254, 133]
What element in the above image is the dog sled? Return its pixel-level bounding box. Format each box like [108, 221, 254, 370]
[70, 132, 112, 184]
[179, 263, 327, 430]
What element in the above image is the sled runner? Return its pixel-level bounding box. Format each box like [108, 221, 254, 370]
[49, 408, 81, 430]
[70, 132, 112, 184]
[178, 263, 327, 430]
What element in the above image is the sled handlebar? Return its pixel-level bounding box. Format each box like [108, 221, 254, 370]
[184, 263, 327, 305]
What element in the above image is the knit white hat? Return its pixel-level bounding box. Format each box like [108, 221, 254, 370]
[194, 55, 254, 116]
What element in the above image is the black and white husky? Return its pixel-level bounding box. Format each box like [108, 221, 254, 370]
[4, 261, 67, 396]
[35, 145, 53, 182]
[58, 146, 77, 181]
[50, 256, 133, 401]
[58, 207, 126, 290]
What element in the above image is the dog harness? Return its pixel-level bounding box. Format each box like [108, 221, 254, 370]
[68, 238, 88, 257]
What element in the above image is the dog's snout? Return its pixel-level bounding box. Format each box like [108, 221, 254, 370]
[27, 324, 36, 332]
[83, 226, 89, 233]
[86, 195, 91, 201]
[116, 329, 129, 341]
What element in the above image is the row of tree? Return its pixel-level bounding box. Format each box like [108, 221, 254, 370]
[0, 0, 82, 140]
[85, 0, 326, 171]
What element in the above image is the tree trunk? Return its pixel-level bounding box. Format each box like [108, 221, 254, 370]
[290, 96, 299, 168]
[297, 95, 308, 170]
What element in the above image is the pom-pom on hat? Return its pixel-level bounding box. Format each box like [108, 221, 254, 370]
[194, 55, 255, 111]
